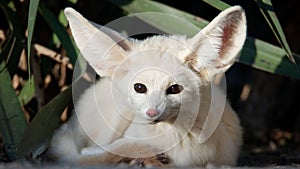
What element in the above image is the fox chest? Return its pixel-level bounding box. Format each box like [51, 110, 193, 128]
[166, 136, 217, 167]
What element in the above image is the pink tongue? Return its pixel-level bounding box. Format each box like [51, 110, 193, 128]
[146, 109, 159, 117]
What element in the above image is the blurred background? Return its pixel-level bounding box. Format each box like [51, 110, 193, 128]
[0, 0, 299, 166]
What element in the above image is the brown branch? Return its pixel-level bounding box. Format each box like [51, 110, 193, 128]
[34, 43, 73, 69]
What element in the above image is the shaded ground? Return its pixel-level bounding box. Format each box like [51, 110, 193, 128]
[238, 143, 300, 167]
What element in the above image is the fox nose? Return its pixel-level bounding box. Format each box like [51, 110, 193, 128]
[146, 109, 159, 118]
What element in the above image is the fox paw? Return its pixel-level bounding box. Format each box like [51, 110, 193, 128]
[81, 146, 105, 156]
[118, 153, 171, 168]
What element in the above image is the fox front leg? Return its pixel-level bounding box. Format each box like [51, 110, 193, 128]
[79, 150, 172, 167]
[79, 139, 172, 167]
[80, 146, 105, 156]
[119, 153, 172, 168]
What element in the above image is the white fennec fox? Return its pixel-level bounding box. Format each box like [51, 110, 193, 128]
[49, 6, 247, 167]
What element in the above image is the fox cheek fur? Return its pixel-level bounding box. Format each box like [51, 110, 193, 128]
[48, 5, 247, 167]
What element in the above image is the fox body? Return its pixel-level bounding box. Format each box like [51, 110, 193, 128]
[49, 6, 247, 167]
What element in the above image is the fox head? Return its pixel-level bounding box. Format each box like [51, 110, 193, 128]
[64, 7, 246, 124]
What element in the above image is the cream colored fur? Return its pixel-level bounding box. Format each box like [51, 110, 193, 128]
[48, 6, 247, 167]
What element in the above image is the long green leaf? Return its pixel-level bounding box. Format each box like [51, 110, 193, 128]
[107, 0, 300, 79]
[0, 0, 27, 161]
[0, 62, 27, 161]
[17, 66, 86, 159]
[17, 2, 88, 158]
[17, 85, 72, 159]
[202, 0, 230, 11]
[0, 1, 25, 75]
[17, 51, 87, 160]
[27, 0, 40, 79]
[18, 76, 35, 106]
[109, 0, 208, 36]
[255, 0, 295, 63]
[0, 4, 15, 63]
[240, 38, 300, 78]
[38, 3, 78, 65]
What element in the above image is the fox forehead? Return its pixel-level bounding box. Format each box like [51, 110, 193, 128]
[116, 38, 195, 86]
[116, 35, 193, 76]
[129, 35, 192, 61]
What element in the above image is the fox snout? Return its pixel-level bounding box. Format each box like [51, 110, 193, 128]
[146, 108, 162, 124]
[146, 109, 159, 118]
[146, 90, 166, 120]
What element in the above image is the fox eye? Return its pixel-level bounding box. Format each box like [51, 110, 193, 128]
[166, 84, 183, 95]
[134, 83, 147, 93]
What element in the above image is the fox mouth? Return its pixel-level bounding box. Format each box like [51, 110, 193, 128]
[147, 114, 175, 124]
[148, 113, 177, 124]
[145, 109, 177, 124]
[147, 116, 161, 124]
[149, 119, 160, 124]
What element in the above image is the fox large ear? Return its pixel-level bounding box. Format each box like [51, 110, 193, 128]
[185, 6, 246, 81]
[64, 8, 132, 77]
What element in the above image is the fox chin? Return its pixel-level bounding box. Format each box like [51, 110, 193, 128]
[48, 5, 246, 168]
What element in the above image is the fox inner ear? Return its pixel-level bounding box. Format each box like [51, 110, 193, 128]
[185, 6, 247, 81]
[64, 8, 132, 77]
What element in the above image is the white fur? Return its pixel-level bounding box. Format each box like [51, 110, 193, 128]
[49, 6, 246, 167]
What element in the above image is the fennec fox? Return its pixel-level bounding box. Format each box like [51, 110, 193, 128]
[49, 6, 246, 167]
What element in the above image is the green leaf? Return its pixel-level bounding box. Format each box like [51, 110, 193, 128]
[38, 3, 78, 65]
[68, 0, 78, 4]
[240, 38, 300, 79]
[18, 76, 35, 106]
[109, 0, 208, 36]
[17, 51, 87, 160]
[51, 33, 61, 48]
[107, 0, 300, 79]
[58, 9, 68, 27]
[0, 1, 25, 75]
[255, 0, 295, 63]
[17, 3, 87, 157]
[17, 85, 72, 159]
[0, 62, 27, 161]
[17, 71, 86, 160]
[7, 1, 15, 11]
[27, 0, 40, 79]
[0, 2, 27, 160]
[202, 0, 230, 11]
